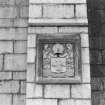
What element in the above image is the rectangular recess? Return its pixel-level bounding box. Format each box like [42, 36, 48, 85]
[36, 33, 81, 83]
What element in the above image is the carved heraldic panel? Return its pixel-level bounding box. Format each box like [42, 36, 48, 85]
[36, 34, 81, 83]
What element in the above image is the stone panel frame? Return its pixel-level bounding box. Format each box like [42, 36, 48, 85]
[35, 33, 82, 83]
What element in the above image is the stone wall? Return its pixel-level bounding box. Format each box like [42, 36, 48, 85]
[0, 0, 28, 105]
[88, 0, 105, 105]
[27, 0, 91, 105]
[0, 0, 104, 105]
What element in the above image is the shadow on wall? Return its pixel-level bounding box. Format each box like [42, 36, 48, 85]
[87, 0, 105, 77]
[87, 0, 105, 105]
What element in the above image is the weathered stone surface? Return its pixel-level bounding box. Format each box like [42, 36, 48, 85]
[27, 83, 43, 98]
[28, 35, 36, 48]
[0, 55, 3, 70]
[29, 18, 88, 26]
[81, 33, 89, 47]
[76, 4, 87, 18]
[59, 99, 91, 105]
[0, 0, 15, 5]
[95, 10, 105, 24]
[91, 65, 105, 77]
[27, 48, 36, 63]
[0, 7, 17, 18]
[92, 92, 100, 105]
[27, 64, 35, 82]
[43, 5, 74, 18]
[0, 41, 13, 54]
[14, 28, 27, 40]
[88, 0, 105, 9]
[13, 95, 25, 105]
[0, 0, 91, 105]
[89, 37, 102, 49]
[82, 64, 90, 83]
[21, 81, 26, 94]
[92, 91, 105, 105]
[89, 37, 94, 49]
[102, 50, 105, 64]
[82, 48, 90, 64]
[100, 25, 105, 36]
[29, 5, 42, 18]
[15, 0, 28, 5]
[26, 99, 57, 105]
[13, 19, 28, 27]
[44, 85, 70, 98]
[30, 0, 86, 4]
[0, 28, 27, 40]
[89, 0, 105, 104]
[0, 1, 27, 105]
[0, 72, 12, 80]
[0, 81, 19, 93]
[0, 94, 12, 105]
[14, 41, 27, 53]
[20, 6, 28, 18]
[90, 50, 102, 64]
[102, 37, 105, 49]
[71, 84, 91, 98]
[13, 72, 26, 80]
[4, 54, 26, 71]
[103, 78, 105, 90]
[0, 19, 13, 27]
[91, 77, 104, 91]
[59, 27, 88, 33]
[28, 27, 58, 34]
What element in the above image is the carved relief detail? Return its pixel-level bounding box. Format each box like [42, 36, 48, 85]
[43, 43, 74, 78]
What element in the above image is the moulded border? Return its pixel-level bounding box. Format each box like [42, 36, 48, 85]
[29, 19, 88, 26]
[35, 33, 82, 84]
